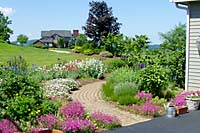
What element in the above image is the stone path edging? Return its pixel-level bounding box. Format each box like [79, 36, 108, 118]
[71, 80, 150, 126]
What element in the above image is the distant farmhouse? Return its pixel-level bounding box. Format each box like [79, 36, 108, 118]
[33, 30, 79, 48]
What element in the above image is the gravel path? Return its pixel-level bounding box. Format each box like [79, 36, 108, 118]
[71, 80, 150, 126]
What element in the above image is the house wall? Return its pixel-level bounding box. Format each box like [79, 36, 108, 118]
[188, 2, 200, 90]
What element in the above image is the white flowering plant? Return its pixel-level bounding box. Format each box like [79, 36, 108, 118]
[43, 78, 79, 98]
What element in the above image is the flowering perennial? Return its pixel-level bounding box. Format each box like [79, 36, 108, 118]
[131, 101, 161, 116]
[37, 114, 57, 129]
[62, 118, 96, 133]
[0, 119, 18, 133]
[137, 91, 153, 101]
[43, 78, 78, 97]
[90, 112, 120, 125]
[60, 101, 85, 119]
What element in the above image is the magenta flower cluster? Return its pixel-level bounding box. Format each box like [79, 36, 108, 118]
[60, 101, 85, 119]
[62, 118, 95, 133]
[131, 92, 161, 116]
[137, 91, 153, 101]
[90, 112, 120, 125]
[131, 101, 160, 116]
[0, 119, 18, 133]
[37, 114, 57, 129]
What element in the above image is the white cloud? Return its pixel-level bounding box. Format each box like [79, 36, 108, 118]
[0, 7, 15, 16]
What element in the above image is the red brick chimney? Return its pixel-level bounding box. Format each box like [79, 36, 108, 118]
[73, 30, 79, 38]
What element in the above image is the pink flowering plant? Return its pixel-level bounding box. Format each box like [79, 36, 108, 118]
[131, 92, 163, 117]
[36, 114, 57, 129]
[171, 90, 200, 107]
[62, 118, 96, 133]
[60, 101, 85, 119]
[90, 112, 121, 129]
[0, 119, 19, 133]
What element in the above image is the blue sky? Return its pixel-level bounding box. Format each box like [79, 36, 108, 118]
[1, 0, 186, 44]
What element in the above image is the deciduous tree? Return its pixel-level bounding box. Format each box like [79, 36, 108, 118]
[0, 11, 13, 42]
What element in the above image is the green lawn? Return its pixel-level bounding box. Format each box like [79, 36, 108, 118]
[0, 42, 90, 66]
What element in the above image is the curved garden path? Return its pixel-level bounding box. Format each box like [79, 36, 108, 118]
[71, 80, 150, 126]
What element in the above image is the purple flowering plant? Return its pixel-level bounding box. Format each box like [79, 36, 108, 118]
[90, 112, 121, 129]
[62, 118, 96, 133]
[0, 119, 19, 133]
[60, 101, 85, 119]
[36, 114, 57, 129]
[131, 92, 162, 116]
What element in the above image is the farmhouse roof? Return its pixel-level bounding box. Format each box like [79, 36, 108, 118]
[41, 30, 72, 37]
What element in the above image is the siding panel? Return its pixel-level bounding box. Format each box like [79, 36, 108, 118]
[188, 2, 200, 90]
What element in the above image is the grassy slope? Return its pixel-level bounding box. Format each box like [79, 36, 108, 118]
[0, 42, 89, 66]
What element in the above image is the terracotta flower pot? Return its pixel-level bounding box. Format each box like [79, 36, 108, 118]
[176, 106, 188, 115]
[38, 129, 63, 133]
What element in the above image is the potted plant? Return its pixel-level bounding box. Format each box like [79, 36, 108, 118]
[185, 92, 200, 110]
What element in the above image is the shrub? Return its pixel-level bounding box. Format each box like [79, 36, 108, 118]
[5, 95, 41, 121]
[108, 67, 136, 84]
[60, 101, 85, 119]
[106, 59, 126, 72]
[136, 65, 169, 97]
[90, 112, 121, 129]
[41, 100, 62, 115]
[83, 49, 94, 55]
[114, 82, 138, 97]
[93, 48, 103, 54]
[99, 51, 113, 58]
[73, 46, 82, 53]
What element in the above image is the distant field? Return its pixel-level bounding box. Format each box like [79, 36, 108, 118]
[0, 42, 90, 66]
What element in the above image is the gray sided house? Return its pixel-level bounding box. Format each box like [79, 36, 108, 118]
[171, 0, 200, 91]
[34, 30, 79, 48]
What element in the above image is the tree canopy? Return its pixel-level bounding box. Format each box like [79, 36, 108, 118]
[0, 11, 13, 42]
[83, 1, 121, 46]
[17, 34, 29, 45]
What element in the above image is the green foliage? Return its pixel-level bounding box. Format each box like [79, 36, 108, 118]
[150, 96, 167, 106]
[108, 67, 136, 84]
[75, 34, 88, 46]
[136, 65, 169, 97]
[6, 56, 28, 73]
[99, 51, 113, 58]
[73, 46, 82, 53]
[17, 34, 29, 46]
[124, 35, 149, 67]
[83, 49, 94, 55]
[5, 95, 41, 121]
[105, 59, 126, 72]
[102, 67, 138, 104]
[83, 1, 121, 45]
[0, 11, 13, 42]
[102, 82, 116, 101]
[57, 37, 65, 48]
[102, 33, 124, 56]
[118, 95, 139, 105]
[160, 23, 186, 88]
[114, 82, 138, 97]
[41, 100, 62, 115]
